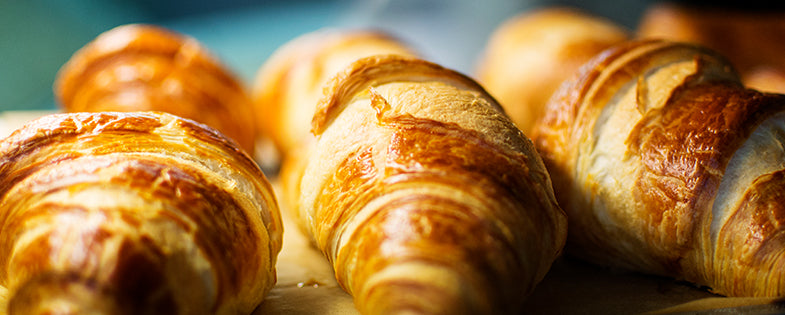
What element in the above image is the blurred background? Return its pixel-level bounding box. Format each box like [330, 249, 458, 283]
[0, 0, 663, 112]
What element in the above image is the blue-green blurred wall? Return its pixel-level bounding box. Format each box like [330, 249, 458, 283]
[0, 0, 653, 112]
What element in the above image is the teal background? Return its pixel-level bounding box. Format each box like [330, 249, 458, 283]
[0, 0, 653, 112]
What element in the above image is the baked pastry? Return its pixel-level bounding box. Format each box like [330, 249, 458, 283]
[54, 24, 258, 155]
[476, 7, 628, 134]
[252, 28, 417, 158]
[637, 2, 785, 93]
[532, 39, 785, 297]
[0, 112, 283, 314]
[292, 55, 567, 314]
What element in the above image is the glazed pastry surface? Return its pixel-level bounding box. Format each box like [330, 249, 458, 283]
[0, 112, 282, 314]
[533, 39, 785, 297]
[295, 55, 567, 314]
[54, 24, 258, 155]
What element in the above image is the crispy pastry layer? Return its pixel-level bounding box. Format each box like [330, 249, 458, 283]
[0, 112, 282, 314]
[294, 55, 567, 314]
[532, 39, 785, 296]
[53, 24, 257, 155]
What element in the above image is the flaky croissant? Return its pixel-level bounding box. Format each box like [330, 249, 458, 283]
[0, 112, 283, 314]
[291, 55, 567, 314]
[476, 6, 628, 134]
[54, 24, 258, 155]
[532, 39, 785, 297]
[251, 28, 417, 158]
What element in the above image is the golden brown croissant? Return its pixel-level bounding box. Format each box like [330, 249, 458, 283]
[476, 6, 628, 134]
[290, 55, 567, 314]
[532, 39, 785, 297]
[0, 111, 283, 314]
[54, 24, 258, 155]
[251, 28, 417, 158]
[637, 3, 785, 93]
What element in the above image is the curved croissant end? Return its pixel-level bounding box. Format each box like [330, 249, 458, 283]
[0, 112, 282, 314]
[297, 55, 567, 314]
[53, 24, 258, 155]
[533, 39, 785, 297]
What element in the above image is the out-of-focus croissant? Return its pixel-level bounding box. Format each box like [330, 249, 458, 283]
[532, 39, 785, 297]
[291, 55, 567, 314]
[54, 24, 258, 155]
[637, 3, 785, 93]
[476, 7, 628, 134]
[0, 112, 283, 314]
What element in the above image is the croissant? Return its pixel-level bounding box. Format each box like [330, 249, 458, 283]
[637, 2, 785, 93]
[251, 28, 417, 158]
[53, 24, 258, 156]
[291, 55, 567, 314]
[0, 111, 283, 314]
[532, 39, 785, 297]
[476, 6, 628, 134]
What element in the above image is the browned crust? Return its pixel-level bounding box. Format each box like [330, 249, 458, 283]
[328, 116, 562, 314]
[717, 169, 785, 296]
[630, 84, 785, 260]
